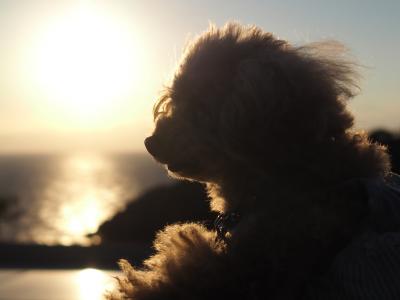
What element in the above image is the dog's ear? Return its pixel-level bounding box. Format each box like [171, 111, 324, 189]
[218, 57, 309, 163]
[217, 47, 357, 165]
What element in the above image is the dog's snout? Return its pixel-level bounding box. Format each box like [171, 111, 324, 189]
[145, 136, 169, 164]
[144, 136, 156, 155]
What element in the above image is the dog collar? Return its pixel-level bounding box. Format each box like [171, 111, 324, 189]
[214, 212, 240, 242]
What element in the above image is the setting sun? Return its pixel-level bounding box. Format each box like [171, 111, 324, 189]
[34, 6, 140, 124]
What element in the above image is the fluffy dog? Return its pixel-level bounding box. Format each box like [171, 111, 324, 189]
[108, 23, 391, 299]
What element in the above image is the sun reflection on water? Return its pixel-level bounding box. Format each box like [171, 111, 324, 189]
[0, 268, 120, 300]
[76, 268, 116, 300]
[37, 154, 128, 246]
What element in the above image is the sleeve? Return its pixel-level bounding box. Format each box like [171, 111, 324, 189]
[305, 232, 400, 300]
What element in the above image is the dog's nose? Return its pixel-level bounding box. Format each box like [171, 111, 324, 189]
[144, 136, 156, 156]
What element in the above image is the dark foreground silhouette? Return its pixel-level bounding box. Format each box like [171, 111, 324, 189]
[0, 242, 149, 269]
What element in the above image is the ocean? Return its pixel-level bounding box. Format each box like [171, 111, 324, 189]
[0, 153, 171, 246]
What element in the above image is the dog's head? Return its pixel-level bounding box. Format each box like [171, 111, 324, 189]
[145, 23, 359, 182]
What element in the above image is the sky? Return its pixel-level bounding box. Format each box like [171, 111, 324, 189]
[0, 0, 399, 153]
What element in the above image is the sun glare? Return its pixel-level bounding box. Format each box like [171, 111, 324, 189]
[34, 6, 140, 125]
[76, 268, 116, 300]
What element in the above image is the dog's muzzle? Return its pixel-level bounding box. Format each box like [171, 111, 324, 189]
[144, 136, 157, 157]
[145, 136, 191, 173]
[145, 136, 172, 166]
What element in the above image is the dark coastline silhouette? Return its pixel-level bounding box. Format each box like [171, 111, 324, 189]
[369, 129, 400, 173]
[97, 181, 214, 244]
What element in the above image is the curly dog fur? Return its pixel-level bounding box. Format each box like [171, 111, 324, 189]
[108, 23, 391, 299]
